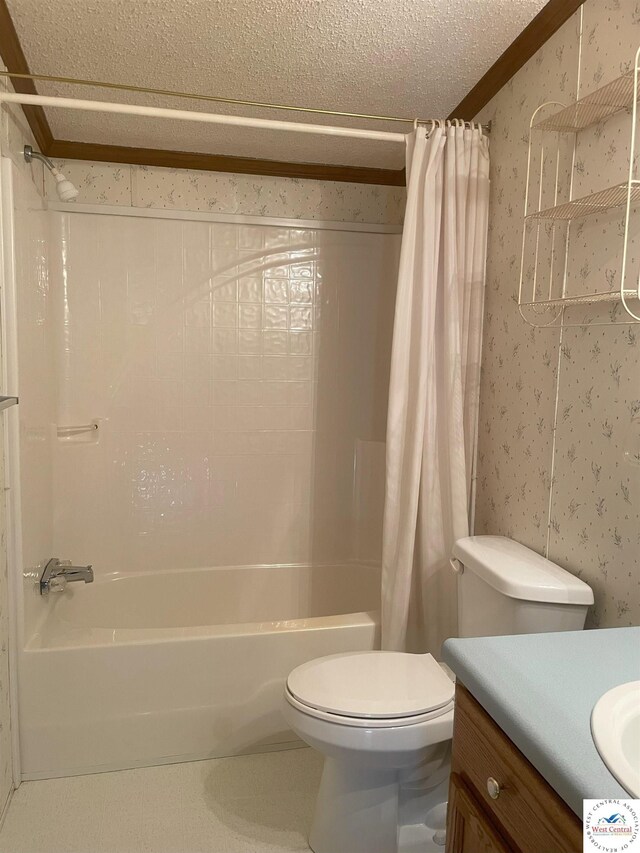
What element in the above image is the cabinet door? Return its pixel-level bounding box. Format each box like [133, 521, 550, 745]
[446, 773, 516, 853]
[451, 685, 582, 853]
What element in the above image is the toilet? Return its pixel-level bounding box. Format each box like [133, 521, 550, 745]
[282, 536, 594, 853]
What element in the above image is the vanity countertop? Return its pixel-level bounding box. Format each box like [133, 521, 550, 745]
[442, 626, 640, 816]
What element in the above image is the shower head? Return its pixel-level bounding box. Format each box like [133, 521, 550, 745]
[24, 145, 79, 202]
[52, 172, 80, 202]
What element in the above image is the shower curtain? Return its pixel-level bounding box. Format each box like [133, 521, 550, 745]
[381, 122, 490, 654]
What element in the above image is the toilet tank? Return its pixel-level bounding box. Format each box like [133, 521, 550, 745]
[451, 536, 594, 638]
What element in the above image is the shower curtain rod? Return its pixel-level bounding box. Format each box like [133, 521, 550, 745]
[0, 91, 490, 144]
[0, 70, 491, 135]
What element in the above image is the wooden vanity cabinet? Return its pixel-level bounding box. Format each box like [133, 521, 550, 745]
[446, 684, 582, 853]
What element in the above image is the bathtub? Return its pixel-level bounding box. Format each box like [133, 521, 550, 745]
[19, 562, 380, 780]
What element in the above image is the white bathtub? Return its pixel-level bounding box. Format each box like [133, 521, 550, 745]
[19, 563, 380, 780]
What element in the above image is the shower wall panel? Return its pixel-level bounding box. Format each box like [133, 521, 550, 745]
[49, 212, 399, 576]
[1, 91, 51, 798]
[11, 167, 56, 643]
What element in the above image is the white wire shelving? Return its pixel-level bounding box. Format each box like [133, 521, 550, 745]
[533, 72, 635, 133]
[518, 48, 640, 327]
[526, 181, 640, 222]
[520, 290, 639, 308]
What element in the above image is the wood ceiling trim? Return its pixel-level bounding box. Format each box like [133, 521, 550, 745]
[2, 0, 584, 184]
[0, 0, 53, 151]
[48, 139, 406, 185]
[450, 0, 585, 120]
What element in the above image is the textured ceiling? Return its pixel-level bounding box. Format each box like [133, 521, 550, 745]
[7, 0, 548, 169]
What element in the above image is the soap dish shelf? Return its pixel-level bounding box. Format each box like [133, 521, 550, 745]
[0, 396, 18, 412]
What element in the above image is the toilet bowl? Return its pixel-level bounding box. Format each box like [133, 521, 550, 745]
[283, 651, 453, 853]
[284, 536, 595, 853]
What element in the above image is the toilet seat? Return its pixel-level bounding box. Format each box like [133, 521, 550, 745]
[285, 685, 454, 728]
[286, 651, 454, 727]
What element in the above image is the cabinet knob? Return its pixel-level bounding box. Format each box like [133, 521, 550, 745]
[487, 777, 501, 799]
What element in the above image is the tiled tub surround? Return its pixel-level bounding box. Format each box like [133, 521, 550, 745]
[473, 0, 640, 628]
[46, 211, 399, 578]
[20, 562, 379, 779]
[8, 194, 399, 777]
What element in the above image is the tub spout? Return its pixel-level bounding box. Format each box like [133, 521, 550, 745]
[61, 565, 94, 583]
[40, 558, 94, 594]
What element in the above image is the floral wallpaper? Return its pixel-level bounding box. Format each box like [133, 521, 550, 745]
[474, 0, 640, 628]
[46, 159, 406, 225]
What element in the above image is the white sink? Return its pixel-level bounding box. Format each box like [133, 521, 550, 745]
[591, 681, 640, 797]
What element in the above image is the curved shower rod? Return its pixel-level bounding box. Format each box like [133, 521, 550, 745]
[0, 69, 491, 134]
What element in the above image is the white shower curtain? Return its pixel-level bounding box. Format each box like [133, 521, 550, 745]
[381, 123, 490, 654]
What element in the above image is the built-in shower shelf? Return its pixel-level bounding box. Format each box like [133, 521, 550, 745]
[534, 72, 636, 132]
[0, 396, 18, 411]
[526, 181, 640, 221]
[57, 422, 99, 438]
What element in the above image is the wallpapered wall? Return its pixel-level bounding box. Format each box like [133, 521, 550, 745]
[474, 0, 640, 628]
[47, 159, 405, 225]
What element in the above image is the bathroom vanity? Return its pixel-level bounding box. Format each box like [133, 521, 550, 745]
[442, 627, 640, 853]
[446, 684, 581, 853]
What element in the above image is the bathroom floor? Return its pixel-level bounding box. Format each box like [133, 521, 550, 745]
[0, 748, 323, 853]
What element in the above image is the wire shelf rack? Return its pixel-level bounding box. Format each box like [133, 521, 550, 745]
[520, 290, 640, 307]
[526, 181, 640, 221]
[534, 72, 635, 133]
[518, 46, 640, 327]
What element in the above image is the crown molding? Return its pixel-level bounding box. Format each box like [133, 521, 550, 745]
[47, 139, 406, 185]
[450, 0, 584, 119]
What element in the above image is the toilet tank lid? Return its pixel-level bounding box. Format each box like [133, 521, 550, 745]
[451, 536, 594, 605]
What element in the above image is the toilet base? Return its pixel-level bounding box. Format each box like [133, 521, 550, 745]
[309, 758, 399, 853]
[308, 754, 450, 853]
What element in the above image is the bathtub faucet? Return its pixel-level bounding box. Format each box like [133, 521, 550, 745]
[40, 557, 94, 594]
